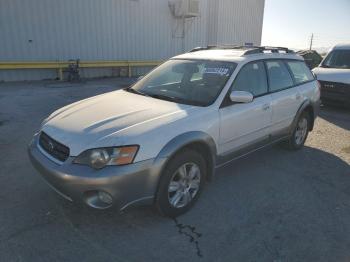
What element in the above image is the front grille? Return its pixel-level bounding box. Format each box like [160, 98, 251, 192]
[319, 80, 350, 95]
[39, 132, 70, 162]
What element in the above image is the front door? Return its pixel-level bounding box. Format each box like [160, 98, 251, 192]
[218, 61, 272, 157]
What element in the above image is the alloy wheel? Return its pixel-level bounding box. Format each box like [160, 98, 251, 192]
[295, 117, 308, 145]
[168, 162, 201, 208]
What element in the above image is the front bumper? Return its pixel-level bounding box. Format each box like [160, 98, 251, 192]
[28, 134, 165, 210]
[321, 94, 350, 107]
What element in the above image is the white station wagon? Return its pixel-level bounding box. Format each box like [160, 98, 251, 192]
[29, 46, 320, 217]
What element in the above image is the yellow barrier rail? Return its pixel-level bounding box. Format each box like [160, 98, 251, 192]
[0, 60, 161, 80]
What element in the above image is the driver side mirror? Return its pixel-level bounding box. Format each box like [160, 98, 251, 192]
[229, 91, 253, 103]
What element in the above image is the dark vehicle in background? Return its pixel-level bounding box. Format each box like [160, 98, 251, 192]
[297, 50, 323, 69]
[312, 44, 350, 108]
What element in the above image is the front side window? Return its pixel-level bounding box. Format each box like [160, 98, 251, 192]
[129, 59, 237, 106]
[322, 50, 350, 69]
[232, 61, 268, 96]
[286, 60, 314, 84]
[266, 61, 294, 92]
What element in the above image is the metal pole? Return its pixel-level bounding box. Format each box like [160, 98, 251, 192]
[309, 33, 314, 50]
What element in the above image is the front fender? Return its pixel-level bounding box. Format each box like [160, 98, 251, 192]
[154, 131, 217, 181]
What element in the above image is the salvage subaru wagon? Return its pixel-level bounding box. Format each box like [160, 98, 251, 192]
[28, 46, 320, 217]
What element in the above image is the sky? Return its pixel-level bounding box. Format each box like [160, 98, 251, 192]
[261, 0, 350, 52]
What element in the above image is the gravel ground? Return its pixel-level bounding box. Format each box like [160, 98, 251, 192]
[0, 78, 349, 262]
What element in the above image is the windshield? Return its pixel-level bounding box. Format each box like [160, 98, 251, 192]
[127, 59, 237, 106]
[321, 50, 350, 69]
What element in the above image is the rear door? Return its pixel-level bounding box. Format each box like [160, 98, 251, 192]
[266, 60, 301, 137]
[286, 60, 317, 103]
[218, 61, 272, 156]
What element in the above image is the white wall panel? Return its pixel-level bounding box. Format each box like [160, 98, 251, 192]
[0, 0, 265, 81]
[216, 0, 265, 46]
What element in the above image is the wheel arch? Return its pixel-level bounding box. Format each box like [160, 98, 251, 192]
[291, 99, 315, 133]
[304, 104, 315, 130]
[154, 131, 217, 182]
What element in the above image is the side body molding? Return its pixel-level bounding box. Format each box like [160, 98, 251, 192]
[154, 131, 217, 181]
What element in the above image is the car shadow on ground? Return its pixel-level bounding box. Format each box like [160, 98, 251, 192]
[36, 145, 350, 261]
[319, 105, 350, 131]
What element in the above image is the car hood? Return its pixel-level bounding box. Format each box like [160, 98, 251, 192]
[313, 67, 350, 84]
[41, 90, 192, 156]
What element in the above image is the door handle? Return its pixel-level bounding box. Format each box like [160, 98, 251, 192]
[262, 104, 270, 111]
[295, 94, 302, 100]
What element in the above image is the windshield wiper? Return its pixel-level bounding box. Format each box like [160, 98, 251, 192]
[125, 89, 186, 103]
[147, 93, 179, 103]
[125, 89, 205, 106]
[321, 65, 350, 69]
[147, 93, 205, 106]
[124, 87, 149, 97]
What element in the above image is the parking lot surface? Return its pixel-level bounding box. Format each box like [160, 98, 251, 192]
[0, 78, 349, 262]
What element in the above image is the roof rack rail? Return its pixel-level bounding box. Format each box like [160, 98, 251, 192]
[189, 45, 217, 52]
[244, 46, 295, 55]
[189, 45, 295, 55]
[189, 45, 243, 52]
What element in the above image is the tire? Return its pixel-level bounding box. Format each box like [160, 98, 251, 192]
[155, 149, 206, 217]
[285, 111, 310, 150]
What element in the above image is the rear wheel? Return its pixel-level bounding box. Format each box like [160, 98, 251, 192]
[285, 112, 310, 150]
[155, 150, 206, 217]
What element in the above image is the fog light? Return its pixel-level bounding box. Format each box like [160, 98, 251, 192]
[98, 191, 113, 205]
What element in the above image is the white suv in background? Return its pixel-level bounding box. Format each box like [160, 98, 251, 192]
[313, 43, 350, 107]
[28, 46, 320, 217]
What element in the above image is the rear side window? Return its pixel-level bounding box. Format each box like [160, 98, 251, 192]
[266, 61, 294, 92]
[286, 61, 314, 84]
[232, 61, 268, 96]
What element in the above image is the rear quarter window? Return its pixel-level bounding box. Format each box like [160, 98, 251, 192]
[286, 61, 314, 84]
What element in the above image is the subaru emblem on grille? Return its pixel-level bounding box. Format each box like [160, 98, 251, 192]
[48, 141, 55, 152]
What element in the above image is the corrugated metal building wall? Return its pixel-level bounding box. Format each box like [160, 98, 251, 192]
[0, 0, 265, 81]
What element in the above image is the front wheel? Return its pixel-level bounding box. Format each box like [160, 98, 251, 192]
[285, 112, 310, 150]
[155, 150, 206, 217]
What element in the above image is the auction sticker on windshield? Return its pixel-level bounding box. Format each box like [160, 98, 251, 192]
[204, 67, 230, 76]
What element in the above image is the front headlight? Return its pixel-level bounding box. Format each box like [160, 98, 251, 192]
[73, 146, 139, 169]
